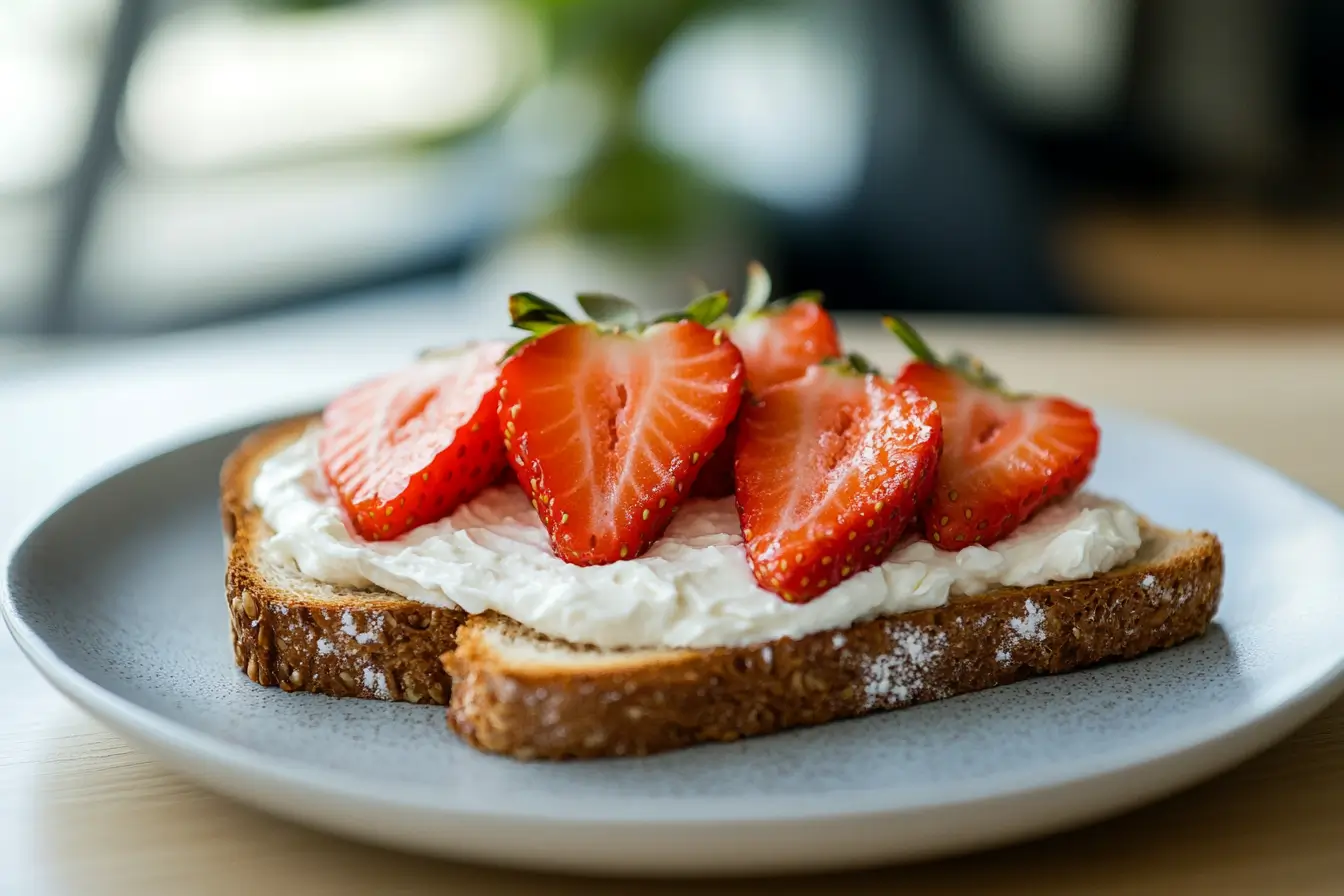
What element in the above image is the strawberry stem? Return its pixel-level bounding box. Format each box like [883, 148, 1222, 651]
[741, 260, 773, 316]
[882, 315, 940, 365]
[884, 315, 1014, 394]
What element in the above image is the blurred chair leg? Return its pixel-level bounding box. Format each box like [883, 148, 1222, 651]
[39, 0, 151, 336]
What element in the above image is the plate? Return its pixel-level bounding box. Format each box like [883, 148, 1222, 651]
[6, 409, 1344, 876]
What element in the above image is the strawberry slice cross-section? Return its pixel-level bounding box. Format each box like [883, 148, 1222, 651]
[498, 292, 744, 565]
[319, 341, 509, 541]
[886, 317, 1100, 549]
[725, 261, 842, 395]
[692, 261, 843, 499]
[735, 359, 942, 602]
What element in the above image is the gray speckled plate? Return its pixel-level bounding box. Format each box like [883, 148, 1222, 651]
[6, 409, 1344, 876]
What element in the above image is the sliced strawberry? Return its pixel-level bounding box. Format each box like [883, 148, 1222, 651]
[499, 292, 743, 565]
[691, 262, 842, 499]
[735, 361, 942, 602]
[689, 421, 739, 499]
[887, 317, 1099, 549]
[319, 341, 508, 541]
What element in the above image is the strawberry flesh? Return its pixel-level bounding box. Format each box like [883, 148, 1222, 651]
[688, 420, 738, 499]
[500, 320, 743, 565]
[320, 342, 508, 541]
[731, 300, 842, 395]
[897, 361, 1099, 548]
[692, 300, 841, 499]
[735, 366, 942, 602]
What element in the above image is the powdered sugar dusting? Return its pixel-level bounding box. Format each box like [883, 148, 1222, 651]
[860, 625, 947, 708]
[340, 609, 357, 638]
[1141, 573, 1156, 589]
[362, 666, 389, 699]
[354, 615, 383, 645]
[1009, 600, 1047, 642]
[316, 638, 334, 656]
[832, 633, 847, 649]
[995, 599, 1047, 667]
[760, 646, 773, 667]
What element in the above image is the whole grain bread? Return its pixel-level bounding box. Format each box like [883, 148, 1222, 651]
[443, 527, 1223, 759]
[222, 417, 467, 705]
[224, 420, 1224, 760]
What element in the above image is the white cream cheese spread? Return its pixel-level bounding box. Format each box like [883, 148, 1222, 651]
[253, 428, 1142, 650]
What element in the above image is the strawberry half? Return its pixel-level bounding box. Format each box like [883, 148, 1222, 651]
[735, 358, 942, 602]
[692, 262, 843, 498]
[886, 317, 1100, 549]
[726, 261, 842, 395]
[320, 341, 509, 541]
[499, 291, 744, 565]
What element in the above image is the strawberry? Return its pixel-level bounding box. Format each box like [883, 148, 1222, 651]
[688, 422, 740, 499]
[319, 341, 508, 541]
[735, 358, 942, 602]
[692, 262, 843, 498]
[886, 317, 1099, 549]
[726, 262, 842, 394]
[499, 291, 744, 565]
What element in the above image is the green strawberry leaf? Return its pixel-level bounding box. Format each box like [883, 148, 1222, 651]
[741, 260, 773, 316]
[822, 352, 879, 377]
[509, 292, 574, 335]
[882, 315, 941, 365]
[576, 292, 641, 329]
[683, 290, 730, 327]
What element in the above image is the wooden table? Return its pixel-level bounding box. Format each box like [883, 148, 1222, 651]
[3, 295, 1344, 894]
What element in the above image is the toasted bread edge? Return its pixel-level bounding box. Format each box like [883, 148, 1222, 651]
[445, 531, 1224, 759]
[222, 417, 467, 704]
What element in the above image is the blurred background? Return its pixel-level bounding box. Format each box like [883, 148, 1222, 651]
[2, 0, 1344, 338]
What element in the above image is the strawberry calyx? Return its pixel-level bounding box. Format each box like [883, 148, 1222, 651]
[727, 260, 824, 323]
[820, 352, 878, 378]
[503, 290, 729, 359]
[882, 315, 1016, 397]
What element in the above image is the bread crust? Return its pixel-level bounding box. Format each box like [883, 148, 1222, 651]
[444, 530, 1223, 759]
[222, 417, 467, 704]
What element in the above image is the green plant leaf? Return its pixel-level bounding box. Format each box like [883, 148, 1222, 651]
[499, 334, 538, 361]
[509, 292, 573, 335]
[882, 315, 941, 365]
[821, 352, 879, 377]
[741, 260, 773, 316]
[846, 352, 878, 375]
[576, 292, 641, 329]
[683, 290, 730, 327]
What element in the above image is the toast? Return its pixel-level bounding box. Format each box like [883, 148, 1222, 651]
[222, 418, 466, 705]
[223, 421, 1224, 758]
[445, 527, 1222, 758]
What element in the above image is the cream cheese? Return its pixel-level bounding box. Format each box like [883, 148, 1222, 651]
[253, 429, 1142, 650]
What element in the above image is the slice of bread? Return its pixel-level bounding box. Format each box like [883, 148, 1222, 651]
[443, 527, 1223, 759]
[222, 418, 467, 705]
[224, 420, 1224, 759]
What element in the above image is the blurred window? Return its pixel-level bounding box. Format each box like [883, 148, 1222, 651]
[0, 0, 114, 330]
[6, 0, 542, 335]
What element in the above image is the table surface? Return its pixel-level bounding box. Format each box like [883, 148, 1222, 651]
[4, 286, 1344, 894]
